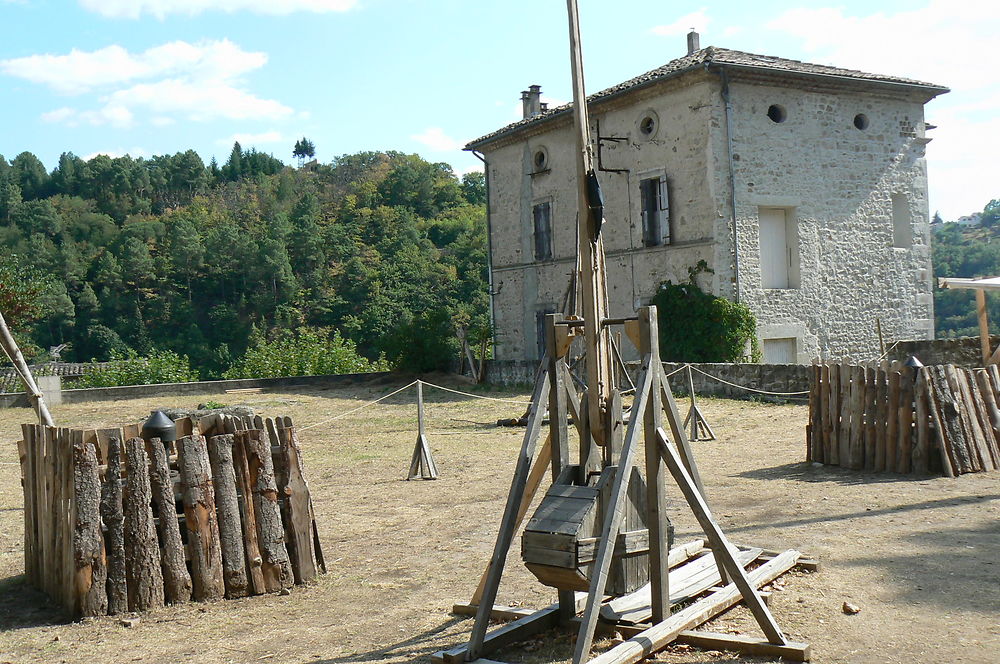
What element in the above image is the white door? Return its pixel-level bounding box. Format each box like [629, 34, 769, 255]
[763, 337, 797, 364]
[759, 208, 788, 289]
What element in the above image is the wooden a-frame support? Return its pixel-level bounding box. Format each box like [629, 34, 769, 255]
[435, 308, 804, 664]
[407, 380, 438, 480]
[682, 365, 716, 442]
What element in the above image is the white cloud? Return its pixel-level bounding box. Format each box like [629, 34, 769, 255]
[218, 130, 285, 146]
[411, 127, 463, 152]
[0, 39, 266, 95]
[764, 0, 1000, 218]
[79, 0, 357, 19]
[650, 9, 709, 37]
[8, 39, 294, 128]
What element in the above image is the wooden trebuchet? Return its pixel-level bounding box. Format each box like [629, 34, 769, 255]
[240, 428, 293, 591]
[72, 434, 107, 617]
[208, 434, 250, 598]
[100, 437, 128, 615]
[177, 434, 226, 601]
[147, 438, 192, 605]
[122, 437, 165, 612]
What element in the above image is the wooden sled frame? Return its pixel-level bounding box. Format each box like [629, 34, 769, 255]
[432, 308, 809, 664]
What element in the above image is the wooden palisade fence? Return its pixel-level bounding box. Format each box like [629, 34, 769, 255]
[16, 413, 325, 618]
[808, 362, 1000, 476]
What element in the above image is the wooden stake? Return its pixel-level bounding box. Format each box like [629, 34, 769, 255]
[177, 434, 226, 600]
[101, 437, 127, 614]
[72, 433, 107, 617]
[123, 437, 165, 612]
[147, 437, 192, 605]
[208, 434, 250, 598]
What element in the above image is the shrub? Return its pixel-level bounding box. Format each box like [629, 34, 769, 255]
[651, 262, 760, 363]
[73, 349, 200, 388]
[223, 327, 388, 379]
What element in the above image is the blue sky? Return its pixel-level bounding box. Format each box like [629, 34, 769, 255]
[0, 0, 995, 219]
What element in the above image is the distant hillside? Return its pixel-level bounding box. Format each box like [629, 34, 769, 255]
[933, 199, 1000, 337]
[0, 145, 489, 376]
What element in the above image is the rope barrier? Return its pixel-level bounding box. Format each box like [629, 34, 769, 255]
[299, 380, 418, 431]
[687, 365, 810, 397]
[419, 381, 533, 405]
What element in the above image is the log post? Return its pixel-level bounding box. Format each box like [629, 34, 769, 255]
[100, 437, 128, 614]
[177, 434, 226, 601]
[208, 434, 250, 598]
[147, 438, 192, 604]
[73, 435, 107, 617]
[241, 429, 293, 591]
[123, 437, 165, 612]
[274, 426, 318, 585]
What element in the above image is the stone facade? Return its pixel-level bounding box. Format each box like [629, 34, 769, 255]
[468, 44, 947, 365]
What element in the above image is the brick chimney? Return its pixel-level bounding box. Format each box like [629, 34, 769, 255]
[687, 30, 700, 55]
[522, 84, 543, 119]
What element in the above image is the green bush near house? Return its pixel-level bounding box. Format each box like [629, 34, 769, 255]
[651, 261, 760, 363]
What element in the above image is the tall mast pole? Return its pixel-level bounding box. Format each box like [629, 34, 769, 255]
[566, 0, 612, 447]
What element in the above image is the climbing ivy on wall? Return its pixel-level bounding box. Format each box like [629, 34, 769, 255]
[651, 261, 760, 363]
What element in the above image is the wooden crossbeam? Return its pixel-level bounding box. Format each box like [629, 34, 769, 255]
[676, 630, 810, 661]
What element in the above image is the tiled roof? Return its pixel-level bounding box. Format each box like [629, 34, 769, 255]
[466, 46, 948, 149]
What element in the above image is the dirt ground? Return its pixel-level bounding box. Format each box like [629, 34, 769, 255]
[0, 376, 997, 664]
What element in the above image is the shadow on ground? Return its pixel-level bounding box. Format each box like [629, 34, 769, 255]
[307, 615, 465, 663]
[0, 575, 70, 632]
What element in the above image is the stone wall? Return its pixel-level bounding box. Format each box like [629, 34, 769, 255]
[483, 360, 809, 402]
[887, 335, 1000, 367]
[728, 80, 935, 364]
[0, 371, 393, 409]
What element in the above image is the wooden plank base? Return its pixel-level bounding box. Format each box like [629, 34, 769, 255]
[434, 549, 808, 664]
[676, 630, 811, 661]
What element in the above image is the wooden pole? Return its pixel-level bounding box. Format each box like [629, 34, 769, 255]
[976, 289, 991, 364]
[0, 310, 54, 426]
[566, 0, 612, 447]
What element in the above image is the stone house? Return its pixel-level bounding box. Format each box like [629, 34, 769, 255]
[465, 35, 948, 364]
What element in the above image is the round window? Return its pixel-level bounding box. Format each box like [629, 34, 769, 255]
[636, 110, 659, 139]
[533, 148, 548, 171]
[767, 104, 787, 123]
[853, 113, 869, 130]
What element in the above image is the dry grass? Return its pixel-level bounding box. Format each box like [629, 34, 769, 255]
[0, 376, 997, 663]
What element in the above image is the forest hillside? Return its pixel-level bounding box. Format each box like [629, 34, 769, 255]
[0, 145, 488, 377]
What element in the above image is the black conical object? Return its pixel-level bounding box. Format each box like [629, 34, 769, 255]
[141, 410, 177, 443]
[904, 355, 924, 369]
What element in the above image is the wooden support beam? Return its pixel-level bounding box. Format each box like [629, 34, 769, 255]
[573, 361, 653, 664]
[441, 607, 560, 664]
[639, 306, 669, 624]
[0, 310, 54, 426]
[657, 429, 786, 645]
[977, 289, 992, 365]
[676, 630, 811, 661]
[466, 368, 550, 661]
